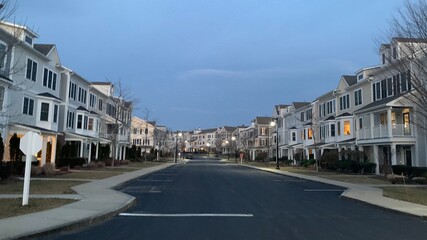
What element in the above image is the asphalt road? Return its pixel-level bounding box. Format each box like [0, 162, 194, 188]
[42, 157, 427, 240]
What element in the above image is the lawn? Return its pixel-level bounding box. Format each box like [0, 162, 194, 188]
[0, 198, 76, 219]
[381, 186, 427, 206]
[55, 171, 123, 180]
[0, 179, 85, 194]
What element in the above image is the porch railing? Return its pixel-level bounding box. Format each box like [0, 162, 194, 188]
[357, 124, 413, 140]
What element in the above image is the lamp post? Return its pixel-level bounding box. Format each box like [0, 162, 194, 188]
[231, 136, 236, 163]
[271, 118, 280, 170]
[206, 142, 210, 157]
[174, 132, 182, 163]
[225, 140, 229, 160]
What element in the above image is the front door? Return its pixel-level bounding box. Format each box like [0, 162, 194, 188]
[405, 149, 412, 167]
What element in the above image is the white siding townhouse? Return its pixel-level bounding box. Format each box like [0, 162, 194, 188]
[0, 21, 132, 166]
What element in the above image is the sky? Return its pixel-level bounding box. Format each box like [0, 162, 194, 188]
[12, 0, 404, 131]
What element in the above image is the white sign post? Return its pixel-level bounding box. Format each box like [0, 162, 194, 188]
[20, 131, 42, 206]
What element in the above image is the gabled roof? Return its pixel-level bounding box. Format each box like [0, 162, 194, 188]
[223, 126, 237, 132]
[354, 94, 405, 114]
[199, 128, 217, 134]
[38, 92, 62, 101]
[337, 112, 352, 118]
[34, 44, 55, 56]
[91, 82, 112, 85]
[342, 75, 357, 86]
[392, 37, 427, 44]
[293, 102, 310, 110]
[255, 116, 271, 125]
[324, 116, 335, 121]
[76, 106, 90, 112]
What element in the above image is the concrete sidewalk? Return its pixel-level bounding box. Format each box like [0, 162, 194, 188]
[0, 163, 175, 240]
[244, 165, 427, 219]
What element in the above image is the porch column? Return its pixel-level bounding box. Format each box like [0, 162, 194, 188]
[50, 137, 57, 166]
[387, 108, 393, 138]
[41, 136, 48, 166]
[370, 113, 375, 139]
[80, 140, 84, 157]
[95, 142, 99, 160]
[391, 143, 397, 165]
[338, 146, 342, 160]
[373, 145, 380, 174]
[123, 146, 127, 161]
[88, 141, 92, 163]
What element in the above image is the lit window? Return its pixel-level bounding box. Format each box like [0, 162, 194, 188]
[344, 121, 351, 135]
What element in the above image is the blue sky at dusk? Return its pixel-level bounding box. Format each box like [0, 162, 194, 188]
[14, 0, 403, 130]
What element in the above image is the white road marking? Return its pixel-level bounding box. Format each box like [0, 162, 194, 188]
[274, 179, 306, 182]
[137, 179, 173, 182]
[119, 213, 254, 217]
[303, 189, 344, 192]
[122, 186, 162, 193]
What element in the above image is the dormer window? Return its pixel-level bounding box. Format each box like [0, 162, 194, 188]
[357, 73, 364, 81]
[392, 47, 397, 59]
[382, 53, 386, 64]
[24, 35, 33, 46]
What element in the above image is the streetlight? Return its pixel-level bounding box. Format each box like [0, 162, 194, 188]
[174, 132, 182, 163]
[225, 140, 229, 160]
[206, 142, 210, 157]
[231, 136, 236, 163]
[270, 118, 280, 169]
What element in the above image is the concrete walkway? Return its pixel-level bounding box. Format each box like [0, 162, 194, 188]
[244, 165, 427, 219]
[0, 163, 174, 240]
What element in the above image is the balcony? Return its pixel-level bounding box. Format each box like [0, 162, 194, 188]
[357, 124, 414, 142]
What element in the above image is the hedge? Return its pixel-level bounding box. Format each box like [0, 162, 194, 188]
[56, 158, 86, 169]
[391, 165, 427, 178]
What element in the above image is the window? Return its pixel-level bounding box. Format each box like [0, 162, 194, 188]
[0, 42, 7, 69]
[359, 117, 363, 129]
[307, 128, 313, 139]
[380, 113, 387, 125]
[67, 111, 75, 129]
[26, 58, 37, 81]
[344, 121, 351, 135]
[357, 74, 364, 81]
[337, 122, 341, 135]
[89, 94, 97, 108]
[291, 132, 296, 141]
[331, 124, 335, 137]
[306, 109, 312, 121]
[84, 116, 88, 130]
[0, 86, 4, 111]
[43, 68, 57, 90]
[382, 53, 386, 64]
[339, 94, 350, 110]
[77, 115, 83, 129]
[53, 105, 58, 123]
[69, 82, 77, 100]
[387, 77, 394, 97]
[354, 89, 362, 106]
[78, 87, 87, 104]
[300, 112, 304, 121]
[381, 79, 387, 99]
[40, 102, 49, 121]
[25, 35, 33, 45]
[392, 47, 397, 59]
[88, 118, 94, 130]
[98, 99, 103, 111]
[23, 97, 34, 115]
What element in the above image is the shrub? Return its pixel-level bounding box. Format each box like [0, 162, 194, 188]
[31, 166, 42, 175]
[97, 161, 105, 168]
[145, 153, 156, 161]
[320, 150, 338, 170]
[0, 163, 10, 180]
[391, 165, 427, 178]
[360, 162, 376, 174]
[301, 159, 316, 168]
[43, 163, 55, 176]
[337, 160, 361, 173]
[87, 161, 98, 169]
[56, 158, 86, 169]
[255, 152, 268, 162]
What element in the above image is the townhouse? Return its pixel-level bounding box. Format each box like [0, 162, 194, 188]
[248, 117, 271, 160]
[0, 21, 132, 166]
[130, 116, 156, 153]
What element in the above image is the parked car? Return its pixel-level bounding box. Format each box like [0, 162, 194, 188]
[186, 154, 193, 159]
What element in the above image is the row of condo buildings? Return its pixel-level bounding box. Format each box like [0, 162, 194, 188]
[0, 21, 132, 165]
[145, 37, 427, 175]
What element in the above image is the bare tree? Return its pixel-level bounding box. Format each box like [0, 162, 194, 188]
[384, 0, 427, 130]
[106, 80, 133, 166]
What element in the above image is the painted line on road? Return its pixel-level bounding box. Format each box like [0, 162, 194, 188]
[137, 179, 173, 182]
[275, 179, 307, 182]
[303, 189, 344, 192]
[119, 213, 254, 218]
